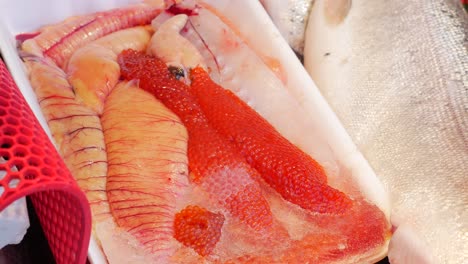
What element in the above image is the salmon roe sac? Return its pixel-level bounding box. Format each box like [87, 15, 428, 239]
[174, 206, 225, 256]
[118, 50, 353, 215]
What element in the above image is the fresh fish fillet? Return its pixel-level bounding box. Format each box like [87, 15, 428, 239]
[304, 0, 468, 263]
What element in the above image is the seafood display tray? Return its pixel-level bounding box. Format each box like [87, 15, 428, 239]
[0, 0, 389, 263]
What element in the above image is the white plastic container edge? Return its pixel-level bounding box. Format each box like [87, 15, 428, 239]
[0, 157, 30, 250]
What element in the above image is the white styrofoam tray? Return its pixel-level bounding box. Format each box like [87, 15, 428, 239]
[0, 0, 389, 263]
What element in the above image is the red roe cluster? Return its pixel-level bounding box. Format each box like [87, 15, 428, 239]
[118, 49, 352, 215]
[174, 206, 225, 256]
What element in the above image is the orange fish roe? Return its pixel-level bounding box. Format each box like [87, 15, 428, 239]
[118, 49, 351, 215]
[174, 206, 225, 256]
[118, 49, 273, 231]
[189, 67, 352, 214]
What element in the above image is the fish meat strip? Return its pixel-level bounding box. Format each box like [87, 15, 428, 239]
[22, 4, 162, 68]
[101, 81, 189, 262]
[24, 56, 111, 242]
[67, 26, 152, 114]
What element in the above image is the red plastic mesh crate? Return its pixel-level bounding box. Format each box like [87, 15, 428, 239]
[0, 58, 91, 264]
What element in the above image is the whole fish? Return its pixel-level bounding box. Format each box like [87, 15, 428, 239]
[302, 0, 468, 263]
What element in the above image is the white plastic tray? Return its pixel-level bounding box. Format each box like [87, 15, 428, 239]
[0, 1, 389, 263]
[0, 159, 29, 250]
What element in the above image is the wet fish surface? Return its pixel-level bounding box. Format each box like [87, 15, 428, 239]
[259, 0, 313, 57]
[304, 0, 468, 263]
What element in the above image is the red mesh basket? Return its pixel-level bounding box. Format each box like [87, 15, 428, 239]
[0, 58, 91, 264]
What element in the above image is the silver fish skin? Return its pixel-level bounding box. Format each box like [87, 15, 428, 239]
[304, 0, 468, 263]
[259, 0, 313, 56]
